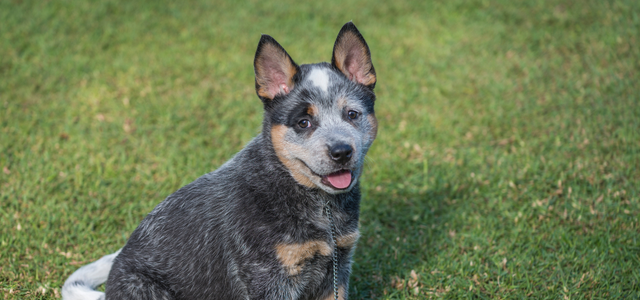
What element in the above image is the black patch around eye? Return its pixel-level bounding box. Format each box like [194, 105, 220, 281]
[286, 102, 312, 125]
[285, 102, 318, 134]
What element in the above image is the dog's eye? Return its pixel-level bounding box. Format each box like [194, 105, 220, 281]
[347, 110, 359, 120]
[298, 119, 311, 128]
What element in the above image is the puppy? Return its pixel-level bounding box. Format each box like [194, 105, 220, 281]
[62, 21, 377, 300]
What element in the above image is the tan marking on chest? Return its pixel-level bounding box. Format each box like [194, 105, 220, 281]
[276, 240, 332, 276]
[270, 124, 317, 188]
[336, 231, 360, 249]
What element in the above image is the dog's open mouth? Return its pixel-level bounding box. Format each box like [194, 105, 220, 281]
[321, 170, 352, 190]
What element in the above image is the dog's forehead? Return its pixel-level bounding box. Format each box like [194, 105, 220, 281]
[299, 63, 342, 93]
[295, 63, 366, 109]
[306, 68, 330, 94]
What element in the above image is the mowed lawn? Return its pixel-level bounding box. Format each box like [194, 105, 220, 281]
[1, 0, 639, 298]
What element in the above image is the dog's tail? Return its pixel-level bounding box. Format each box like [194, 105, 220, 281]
[62, 249, 121, 300]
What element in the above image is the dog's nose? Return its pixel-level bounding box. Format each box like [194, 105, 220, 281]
[329, 144, 353, 164]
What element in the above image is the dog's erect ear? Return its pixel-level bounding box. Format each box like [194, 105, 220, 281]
[331, 22, 376, 89]
[254, 35, 299, 101]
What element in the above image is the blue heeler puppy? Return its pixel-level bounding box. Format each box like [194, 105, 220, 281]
[62, 22, 378, 300]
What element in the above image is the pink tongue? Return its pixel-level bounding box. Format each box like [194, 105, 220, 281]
[326, 171, 352, 189]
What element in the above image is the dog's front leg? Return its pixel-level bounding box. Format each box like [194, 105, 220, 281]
[242, 269, 302, 300]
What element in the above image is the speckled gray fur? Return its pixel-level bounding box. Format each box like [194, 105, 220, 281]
[62, 22, 377, 300]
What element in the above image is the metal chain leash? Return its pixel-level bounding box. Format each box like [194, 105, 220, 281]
[324, 203, 339, 300]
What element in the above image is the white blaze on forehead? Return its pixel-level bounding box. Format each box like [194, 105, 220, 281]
[307, 68, 329, 93]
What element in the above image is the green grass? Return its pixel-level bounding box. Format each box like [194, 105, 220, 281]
[1, 0, 639, 298]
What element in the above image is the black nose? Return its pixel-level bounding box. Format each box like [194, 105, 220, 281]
[329, 144, 353, 164]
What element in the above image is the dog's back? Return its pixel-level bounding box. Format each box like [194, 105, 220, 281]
[63, 22, 377, 300]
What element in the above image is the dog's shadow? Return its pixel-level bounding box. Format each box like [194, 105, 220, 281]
[350, 172, 471, 298]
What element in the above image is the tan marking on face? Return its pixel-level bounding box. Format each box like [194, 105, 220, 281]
[275, 240, 332, 276]
[322, 285, 346, 300]
[367, 113, 378, 140]
[336, 231, 360, 249]
[270, 124, 317, 188]
[307, 104, 318, 116]
[337, 97, 348, 110]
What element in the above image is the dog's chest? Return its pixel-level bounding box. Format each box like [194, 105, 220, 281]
[274, 228, 360, 277]
[266, 206, 359, 298]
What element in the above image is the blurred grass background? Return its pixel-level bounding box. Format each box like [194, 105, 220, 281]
[1, 0, 639, 298]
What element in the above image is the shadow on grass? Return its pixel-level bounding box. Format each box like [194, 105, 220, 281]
[351, 171, 473, 299]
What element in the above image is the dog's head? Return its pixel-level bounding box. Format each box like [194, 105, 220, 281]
[254, 22, 377, 194]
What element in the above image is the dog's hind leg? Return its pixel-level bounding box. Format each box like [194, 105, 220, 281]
[104, 269, 176, 300]
[62, 249, 121, 300]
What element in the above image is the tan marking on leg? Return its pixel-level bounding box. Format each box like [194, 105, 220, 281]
[270, 124, 317, 188]
[367, 113, 378, 140]
[307, 104, 318, 116]
[322, 285, 346, 300]
[275, 240, 332, 276]
[336, 231, 360, 249]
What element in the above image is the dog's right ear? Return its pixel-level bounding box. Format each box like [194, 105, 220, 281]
[254, 35, 299, 101]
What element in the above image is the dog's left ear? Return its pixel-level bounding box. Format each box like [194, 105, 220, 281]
[254, 35, 299, 101]
[331, 22, 376, 89]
